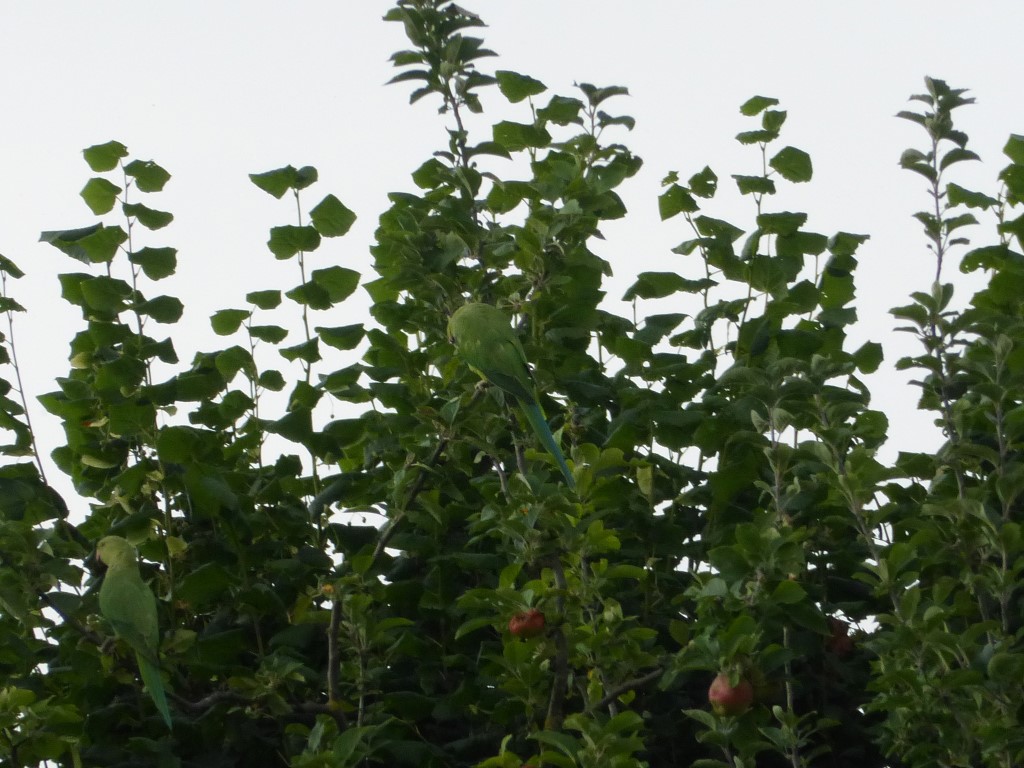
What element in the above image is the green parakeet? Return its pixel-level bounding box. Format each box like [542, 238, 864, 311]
[96, 535, 173, 729]
[448, 302, 575, 490]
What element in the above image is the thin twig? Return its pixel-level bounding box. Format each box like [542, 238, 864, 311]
[327, 598, 342, 705]
[544, 556, 569, 731]
[372, 436, 448, 563]
[587, 667, 664, 714]
[38, 592, 104, 645]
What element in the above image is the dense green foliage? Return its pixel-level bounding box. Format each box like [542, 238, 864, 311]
[1, 2, 1022, 766]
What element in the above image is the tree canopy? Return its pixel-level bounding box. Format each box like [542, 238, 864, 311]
[1, 2, 1022, 766]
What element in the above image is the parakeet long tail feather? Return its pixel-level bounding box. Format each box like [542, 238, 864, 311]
[137, 653, 172, 729]
[520, 400, 575, 490]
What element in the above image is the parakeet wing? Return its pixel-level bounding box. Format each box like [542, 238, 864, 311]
[99, 566, 160, 659]
[449, 303, 575, 489]
[97, 537, 173, 729]
[448, 302, 537, 402]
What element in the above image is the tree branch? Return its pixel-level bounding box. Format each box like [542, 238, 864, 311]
[586, 667, 664, 714]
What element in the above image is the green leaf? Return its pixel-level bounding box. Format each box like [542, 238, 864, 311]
[486, 180, 531, 213]
[454, 146, 501, 168]
[736, 129, 777, 145]
[293, 166, 318, 190]
[901, 156, 937, 182]
[250, 167, 295, 199]
[939, 147, 979, 170]
[211, 309, 250, 335]
[40, 225, 100, 260]
[268, 225, 321, 259]
[771, 580, 806, 605]
[987, 652, 1024, 682]
[136, 295, 184, 323]
[496, 70, 546, 102]
[169, 368, 226, 402]
[623, 272, 714, 300]
[247, 290, 281, 309]
[578, 82, 629, 108]
[852, 341, 884, 373]
[683, 708, 719, 730]
[57, 272, 89, 308]
[106, 401, 156, 437]
[129, 247, 177, 280]
[733, 175, 776, 195]
[537, 95, 584, 125]
[828, 231, 870, 257]
[286, 281, 331, 311]
[280, 338, 320, 364]
[0, 253, 25, 279]
[776, 231, 827, 258]
[215, 346, 253, 381]
[123, 202, 173, 230]
[943, 212, 977, 235]
[1003, 133, 1024, 164]
[268, 407, 313, 442]
[80, 177, 121, 214]
[83, 140, 128, 171]
[178, 563, 235, 607]
[124, 159, 171, 192]
[947, 183, 998, 209]
[896, 109, 926, 127]
[694, 215, 743, 241]
[769, 146, 813, 182]
[250, 325, 288, 343]
[259, 369, 286, 390]
[757, 212, 807, 235]
[597, 110, 635, 131]
[250, 165, 318, 198]
[411, 158, 449, 189]
[533, 729, 581, 757]
[40, 224, 127, 264]
[658, 184, 699, 219]
[316, 324, 365, 350]
[80, 276, 132, 314]
[740, 95, 779, 116]
[689, 167, 718, 198]
[900, 148, 928, 166]
[961, 244, 1020, 272]
[311, 266, 359, 303]
[454, 616, 495, 640]
[492, 121, 551, 152]
[762, 109, 787, 132]
[310, 194, 356, 237]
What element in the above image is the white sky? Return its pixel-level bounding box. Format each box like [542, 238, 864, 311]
[3, 2, 1023, 505]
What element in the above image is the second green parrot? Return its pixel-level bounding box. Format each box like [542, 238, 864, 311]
[448, 302, 575, 490]
[97, 535, 173, 729]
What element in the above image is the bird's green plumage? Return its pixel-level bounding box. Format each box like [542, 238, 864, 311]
[448, 302, 575, 489]
[97, 536, 172, 729]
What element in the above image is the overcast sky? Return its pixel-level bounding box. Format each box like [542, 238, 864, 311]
[3, 2, 1023, 503]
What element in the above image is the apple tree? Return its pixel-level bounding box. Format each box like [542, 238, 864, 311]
[0, 2, 1021, 766]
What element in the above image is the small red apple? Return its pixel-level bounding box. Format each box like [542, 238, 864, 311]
[825, 617, 854, 657]
[508, 609, 545, 639]
[708, 671, 753, 716]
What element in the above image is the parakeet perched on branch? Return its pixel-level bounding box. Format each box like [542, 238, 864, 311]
[96, 535, 173, 729]
[448, 302, 575, 490]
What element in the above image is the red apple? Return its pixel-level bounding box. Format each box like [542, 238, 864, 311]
[708, 671, 753, 716]
[825, 617, 854, 657]
[508, 609, 545, 639]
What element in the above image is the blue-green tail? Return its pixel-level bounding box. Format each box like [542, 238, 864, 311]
[137, 653, 173, 729]
[520, 400, 575, 490]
